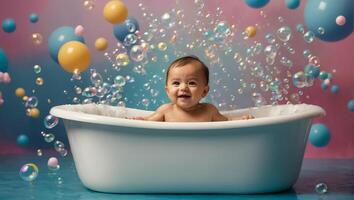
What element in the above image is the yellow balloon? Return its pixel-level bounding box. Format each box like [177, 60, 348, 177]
[15, 87, 25, 97]
[103, 0, 128, 24]
[245, 26, 257, 38]
[58, 41, 91, 73]
[95, 37, 108, 51]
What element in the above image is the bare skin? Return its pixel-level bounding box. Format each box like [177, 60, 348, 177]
[133, 61, 254, 122]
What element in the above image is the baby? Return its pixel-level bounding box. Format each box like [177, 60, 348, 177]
[137, 56, 253, 122]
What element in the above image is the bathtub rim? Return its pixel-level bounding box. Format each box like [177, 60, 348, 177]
[50, 103, 325, 130]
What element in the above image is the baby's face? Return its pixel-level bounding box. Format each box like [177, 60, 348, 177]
[165, 63, 209, 111]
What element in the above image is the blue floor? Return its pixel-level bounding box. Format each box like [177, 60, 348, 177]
[0, 154, 353, 200]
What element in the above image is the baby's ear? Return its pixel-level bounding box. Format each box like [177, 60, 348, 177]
[202, 85, 209, 97]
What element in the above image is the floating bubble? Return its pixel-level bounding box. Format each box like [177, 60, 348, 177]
[35, 77, 44, 85]
[123, 34, 138, 46]
[130, 45, 145, 62]
[83, 0, 95, 10]
[36, 149, 42, 156]
[44, 133, 55, 143]
[48, 157, 60, 171]
[304, 64, 320, 78]
[33, 65, 41, 74]
[317, 27, 325, 35]
[347, 100, 354, 111]
[71, 69, 82, 80]
[44, 115, 59, 129]
[296, 24, 305, 34]
[303, 49, 312, 58]
[19, 163, 38, 181]
[276, 26, 292, 42]
[114, 75, 126, 87]
[90, 72, 103, 86]
[315, 183, 328, 194]
[82, 87, 97, 97]
[252, 93, 267, 107]
[54, 140, 65, 152]
[293, 71, 306, 88]
[158, 42, 167, 51]
[126, 21, 137, 33]
[265, 33, 275, 43]
[142, 98, 150, 107]
[303, 31, 315, 43]
[280, 57, 293, 67]
[32, 33, 43, 45]
[309, 56, 320, 66]
[25, 96, 38, 108]
[116, 53, 129, 66]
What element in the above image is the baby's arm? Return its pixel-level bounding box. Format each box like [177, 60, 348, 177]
[210, 104, 228, 121]
[142, 104, 169, 121]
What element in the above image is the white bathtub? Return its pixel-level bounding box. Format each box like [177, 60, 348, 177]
[50, 103, 325, 194]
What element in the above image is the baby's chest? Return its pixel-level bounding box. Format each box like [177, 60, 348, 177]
[164, 110, 212, 122]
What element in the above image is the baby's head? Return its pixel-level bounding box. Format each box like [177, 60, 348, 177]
[165, 56, 210, 110]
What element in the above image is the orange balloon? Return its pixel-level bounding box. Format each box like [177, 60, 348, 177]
[58, 41, 91, 73]
[103, 0, 128, 24]
[95, 37, 108, 51]
[245, 26, 257, 38]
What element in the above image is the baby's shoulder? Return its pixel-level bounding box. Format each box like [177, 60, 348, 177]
[200, 103, 218, 112]
[156, 103, 173, 113]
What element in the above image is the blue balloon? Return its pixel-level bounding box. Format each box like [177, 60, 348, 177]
[309, 123, 331, 147]
[347, 100, 354, 111]
[244, 0, 270, 8]
[17, 134, 29, 146]
[320, 82, 328, 90]
[29, 13, 39, 23]
[330, 85, 339, 93]
[0, 48, 9, 72]
[2, 18, 16, 33]
[285, 0, 300, 9]
[113, 17, 139, 42]
[48, 26, 85, 63]
[304, 0, 353, 41]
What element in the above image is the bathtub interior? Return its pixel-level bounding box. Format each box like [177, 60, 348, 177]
[54, 103, 323, 120]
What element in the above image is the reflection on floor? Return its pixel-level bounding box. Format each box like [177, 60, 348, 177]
[0, 155, 353, 200]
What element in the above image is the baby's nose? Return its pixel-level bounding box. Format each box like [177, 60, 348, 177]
[180, 83, 189, 90]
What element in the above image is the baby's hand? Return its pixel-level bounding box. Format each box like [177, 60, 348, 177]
[241, 114, 255, 120]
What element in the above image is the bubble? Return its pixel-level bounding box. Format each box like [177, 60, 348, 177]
[117, 101, 126, 107]
[308, 56, 320, 66]
[123, 34, 138, 46]
[25, 96, 38, 108]
[83, 0, 95, 10]
[54, 140, 65, 152]
[142, 98, 150, 107]
[303, 49, 312, 58]
[33, 65, 41, 74]
[317, 27, 325, 35]
[296, 24, 305, 34]
[44, 133, 55, 143]
[114, 75, 126, 87]
[280, 57, 293, 67]
[126, 21, 137, 33]
[82, 87, 97, 97]
[304, 64, 320, 78]
[35, 77, 44, 85]
[19, 163, 38, 181]
[75, 86, 82, 94]
[252, 93, 267, 107]
[116, 53, 129, 66]
[90, 72, 103, 86]
[44, 115, 59, 129]
[71, 69, 82, 80]
[36, 149, 43, 156]
[158, 42, 167, 51]
[130, 45, 145, 62]
[32, 33, 43, 45]
[276, 26, 291, 42]
[303, 31, 315, 43]
[293, 71, 306, 88]
[265, 33, 275, 43]
[315, 183, 328, 194]
[214, 21, 231, 38]
[48, 157, 60, 171]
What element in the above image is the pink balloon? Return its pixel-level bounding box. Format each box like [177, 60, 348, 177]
[336, 15, 346, 26]
[323, 79, 331, 86]
[0, 98, 4, 106]
[75, 25, 84, 36]
[48, 157, 59, 168]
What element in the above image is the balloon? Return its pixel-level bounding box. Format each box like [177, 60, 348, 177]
[74, 25, 84, 36]
[95, 37, 108, 51]
[48, 26, 85, 63]
[336, 16, 346, 26]
[29, 13, 39, 23]
[15, 88, 26, 97]
[0, 48, 9, 72]
[245, 26, 257, 38]
[103, 0, 128, 24]
[285, 0, 300, 9]
[304, 0, 353, 41]
[309, 123, 331, 147]
[244, 0, 270, 8]
[58, 41, 91, 73]
[348, 100, 354, 111]
[2, 18, 16, 33]
[113, 17, 139, 42]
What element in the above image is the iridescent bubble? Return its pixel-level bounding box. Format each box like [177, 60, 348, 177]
[111, 84, 123, 94]
[44, 115, 59, 129]
[296, 24, 305, 34]
[130, 45, 145, 62]
[303, 31, 315, 43]
[142, 98, 150, 107]
[25, 96, 38, 108]
[33, 65, 41, 74]
[90, 72, 103, 86]
[82, 87, 97, 97]
[317, 27, 325, 35]
[83, 0, 94, 10]
[96, 87, 107, 98]
[293, 71, 306, 88]
[123, 34, 138, 46]
[59, 149, 68, 157]
[264, 45, 277, 58]
[37, 149, 43, 156]
[214, 21, 231, 38]
[44, 133, 55, 143]
[158, 42, 167, 51]
[303, 49, 312, 58]
[102, 82, 112, 94]
[75, 86, 82, 94]
[35, 77, 44, 85]
[32, 33, 43, 45]
[308, 56, 320, 66]
[252, 93, 267, 107]
[280, 57, 293, 67]
[315, 183, 328, 194]
[125, 21, 136, 33]
[265, 33, 275, 43]
[71, 69, 82, 80]
[47, 157, 60, 171]
[54, 140, 65, 152]
[276, 26, 291, 42]
[114, 75, 126, 87]
[116, 53, 129, 66]
[19, 163, 38, 181]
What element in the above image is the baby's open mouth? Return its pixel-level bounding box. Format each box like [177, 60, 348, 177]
[178, 94, 191, 98]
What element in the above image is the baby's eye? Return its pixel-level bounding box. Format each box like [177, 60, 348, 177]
[172, 81, 180, 86]
[188, 81, 197, 86]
